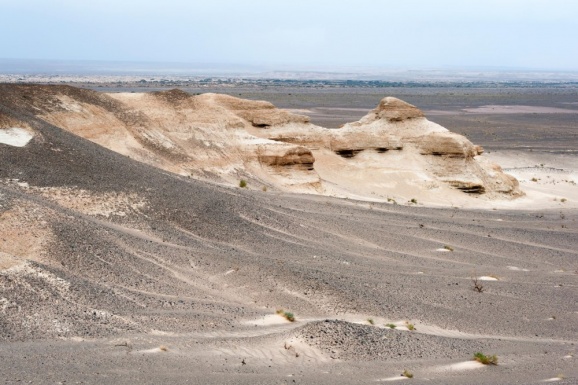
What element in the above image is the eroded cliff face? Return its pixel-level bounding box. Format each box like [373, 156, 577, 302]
[253, 96, 522, 201]
[0, 85, 521, 203]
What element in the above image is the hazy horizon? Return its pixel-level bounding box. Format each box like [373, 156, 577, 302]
[2, 0, 578, 73]
[2, 58, 578, 83]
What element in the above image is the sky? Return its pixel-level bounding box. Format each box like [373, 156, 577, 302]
[1, 0, 578, 71]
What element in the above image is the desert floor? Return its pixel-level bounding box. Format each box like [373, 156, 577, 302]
[1, 85, 577, 384]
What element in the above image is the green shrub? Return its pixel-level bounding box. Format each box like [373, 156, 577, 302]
[276, 309, 295, 322]
[283, 311, 295, 322]
[239, 179, 247, 188]
[474, 352, 498, 365]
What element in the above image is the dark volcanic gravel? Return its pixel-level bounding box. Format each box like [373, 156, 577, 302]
[297, 319, 490, 361]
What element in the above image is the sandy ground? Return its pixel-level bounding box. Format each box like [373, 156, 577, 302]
[0, 84, 577, 384]
[485, 150, 578, 209]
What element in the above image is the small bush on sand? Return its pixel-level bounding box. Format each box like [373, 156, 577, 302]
[474, 352, 498, 365]
[283, 311, 295, 322]
[239, 179, 247, 188]
[406, 322, 416, 331]
[472, 277, 485, 293]
[276, 309, 295, 322]
[385, 323, 397, 329]
[443, 245, 454, 252]
[367, 318, 375, 325]
[402, 369, 413, 378]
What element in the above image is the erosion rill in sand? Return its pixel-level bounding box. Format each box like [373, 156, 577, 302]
[0, 84, 521, 206]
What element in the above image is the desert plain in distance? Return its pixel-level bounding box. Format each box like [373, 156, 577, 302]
[0, 79, 577, 384]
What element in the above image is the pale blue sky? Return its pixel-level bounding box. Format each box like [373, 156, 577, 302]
[1, 0, 577, 70]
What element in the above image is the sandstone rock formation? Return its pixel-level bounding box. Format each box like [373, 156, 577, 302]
[253, 96, 522, 202]
[0, 85, 521, 204]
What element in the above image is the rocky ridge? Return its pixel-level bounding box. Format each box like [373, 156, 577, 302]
[0, 85, 521, 204]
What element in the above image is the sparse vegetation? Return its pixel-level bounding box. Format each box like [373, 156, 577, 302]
[367, 318, 375, 325]
[473, 352, 498, 365]
[410, 198, 417, 204]
[406, 322, 416, 331]
[277, 309, 295, 322]
[402, 369, 414, 378]
[531, 177, 538, 182]
[387, 198, 397, 204]
[472, 277, 485, 293]
[385, 323, 397, 329]
[239, 179, 247, 188]
[262, 186, 267, 192]
[561, 198, 567, 203]
[159, 345, 168, 352]
[283, 311, 295, 322]
[443, 245, 454, 252]
[284, 342, 300, 357]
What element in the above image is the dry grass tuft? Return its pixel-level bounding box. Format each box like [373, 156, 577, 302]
[472, 277, 485, 293]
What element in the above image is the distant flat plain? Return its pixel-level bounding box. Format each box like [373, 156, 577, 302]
[83, 83, 578, 154]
